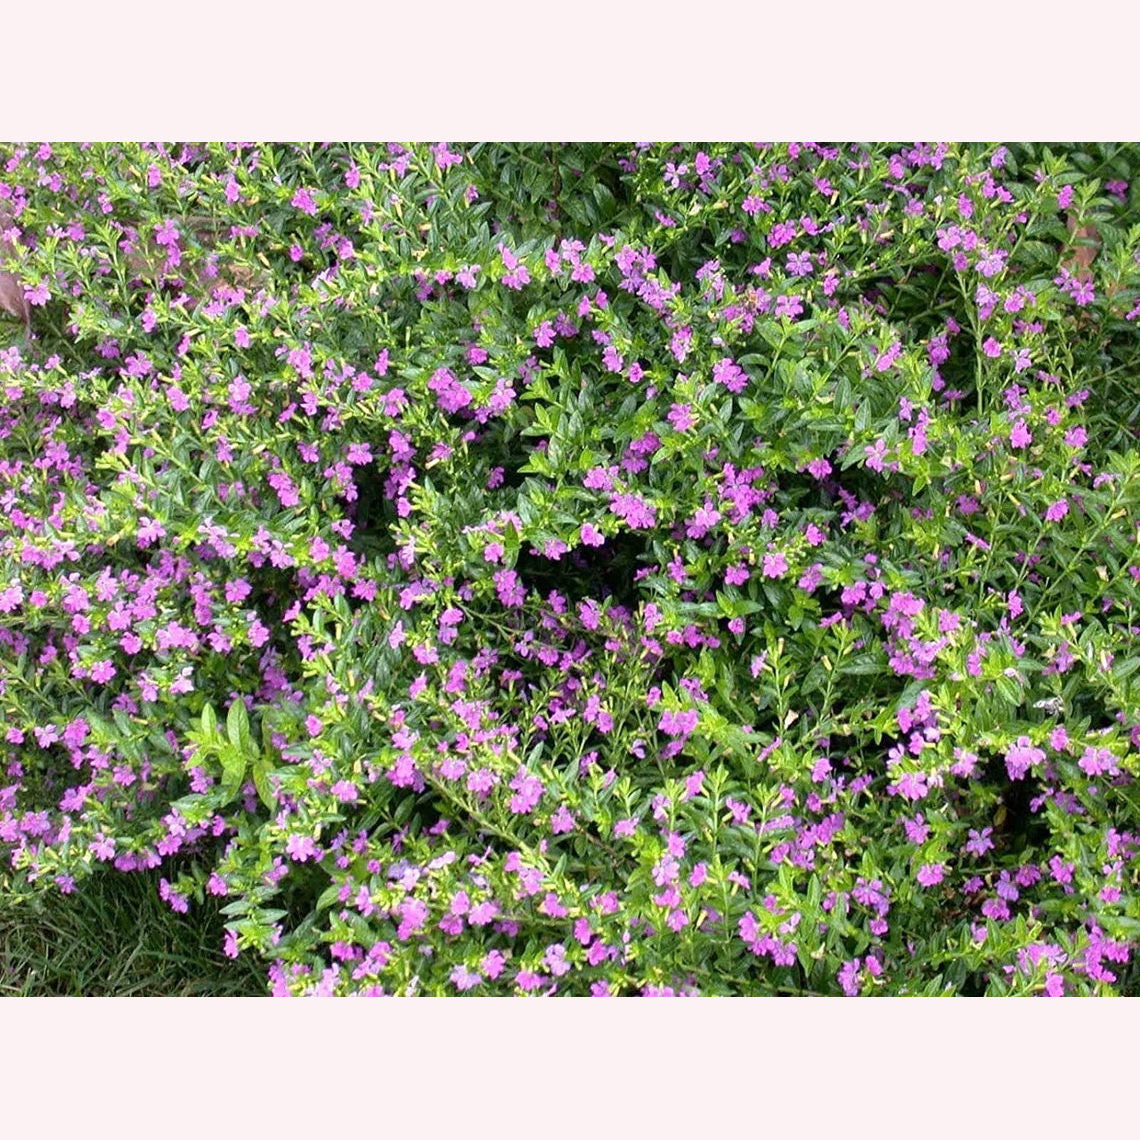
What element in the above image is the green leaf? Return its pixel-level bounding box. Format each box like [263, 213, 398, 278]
[994, 673, 1023, 708]
[227, 699, 254, 758]
[201, 702, 218, 741]
[219, 743, 247, 794]
[252, 760, 276, 812]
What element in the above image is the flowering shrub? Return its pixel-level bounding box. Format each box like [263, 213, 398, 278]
[2, 141, 1139, 995]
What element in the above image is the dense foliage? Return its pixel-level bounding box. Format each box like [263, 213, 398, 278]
[2, 141, 1139, 995]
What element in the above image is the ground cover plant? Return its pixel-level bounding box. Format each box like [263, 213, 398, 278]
[1, 141, 1139, 996]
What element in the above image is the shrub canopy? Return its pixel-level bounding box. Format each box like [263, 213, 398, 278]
[2, 141, 1139, 995]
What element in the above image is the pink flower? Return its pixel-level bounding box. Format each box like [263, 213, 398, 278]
[1010, 420, 1032, 448]
[713, 357, 747, 393]
[450, 966, 482, 992]
[1071, 279, 1095, 306]
[890, 772, 929, 802]
[865, 438, 888, 472]
[1005, 736, 1044, 781]
[482, 950, 506, 979]
[875, 343, 902, 372]
[668, 402, 696, 432]
[916, 863, 946, 887]
[775, 294, 803, 320]
[431, 142, 464, 170]
[550, 806, 575, 834]
[1044, 499, 1069, 523]
[153, 219, 180, 246]
[658, 708, 699, 738]
[285, 834, 318, 862]
[291, 188, 318, 215]
[580, 523, 605, 547]
[768, 220, 797, 248]
[609, 493, 656, 529]
[494, 569, 525, 608]
[1078, 746, 1120, 778]
[798, 562, 823, 592]
[762, 552, 788, 579]
[965, 827, 994, 857]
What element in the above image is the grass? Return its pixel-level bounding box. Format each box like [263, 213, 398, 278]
[0, 870, 268, 997]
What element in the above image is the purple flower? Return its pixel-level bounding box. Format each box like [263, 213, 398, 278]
[493, 569, 526, 609]
[786, 251, 814, 277]
[865, 438, 888, 472]
[658, 708, 699, 738]
[1004, 736, 1044, 781]
[713, 357, 747, 393]
[543, 943, 571, 977]
[397, 898, 429, 940]
[431, 142, 464, 170]
[159, 878, 189, 914]
[291, 188, 318, 215]
[1010, 420, 1032, 448]
[798, 563, 823, 592]
[285, 834, 318, 862]
[762, 552, 788, 579]
[964, 827, 994, 857]
[775, 294, 803, 320]
[609, 493, 656, 530]
[768, 220, 797, 248]
[916, 863, 946, 887]
[153, 218, 180, 246]
[550, 805, 575, 834]
[1071, 279, 1095, 305]
[875, 343, 902, 372]
[428, 367, 473, 415]
[1078, 746, 1120, 778]
[450, 965, 483, 992]
[890, 772, 929, 802]
[977, 249, 1007, 278]
[668, 402, 697, 432]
